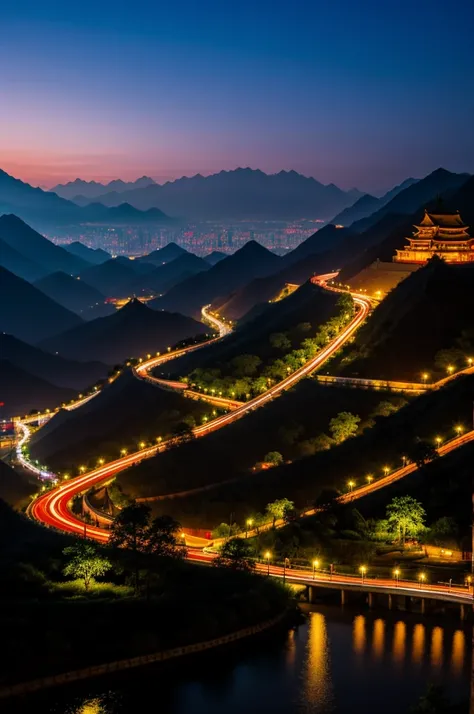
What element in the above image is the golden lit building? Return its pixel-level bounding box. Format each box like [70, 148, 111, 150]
[394, 210, 474, 264]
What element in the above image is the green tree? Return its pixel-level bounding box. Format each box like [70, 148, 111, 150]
[329, 412, 361, 443]
[336, 292, 355, 317]
[212, 522, 240, 539]
[269, 332, 291, 351]
[266, 498, 295, 527]
[264, 451, 284, 466]
[386, 496, 426, 545]
[63, 542, 111, 592]
[231, 354, 262, 378]
[426, 517, 459, 547]
[214, 538, 255, 572]
[109, 503, 151, 552]
[147, 515, 186, 559]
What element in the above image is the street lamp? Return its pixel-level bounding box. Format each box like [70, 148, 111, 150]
[393, 568, 400, 586]
[348, 480, 355, 493]
[359, 565, 367, 583]
[435, 436, 442, 449]
[455, 425, 463, 436]
[421, 373, 429, 384]
[447, 365, 455, 375]
[313, 559, 320, 580]
[120, 448, 127, 456]
[98, 458, 104, 466]
[79, 465, 86, 474]
[401, 455, 407, 467]
[468, 358, 473, 367]
[246, 518, 253, 538]
[383, 466, 390, 476]
[181, 532, 186, 547]
[418, 572, 426, 588]
[139, 441, 146, 449]
[366, 474, 373, 484]
[265, 551, 271, 575]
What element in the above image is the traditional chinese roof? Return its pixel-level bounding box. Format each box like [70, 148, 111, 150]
[419, 210, 467, 229]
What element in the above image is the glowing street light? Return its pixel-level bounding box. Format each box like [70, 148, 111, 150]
[366, 475, 373, 484]
[245, 518, 253, 538]
[393, 568, 400, 586]
[79, 465, 86, 474]
[435, 436, 442, 448]
[98, 458, 104, 466]
[454, 425, 463, 436]
[421, 373, 429, 384]
[265, 551, 271, 575]
[447, 365, 455, 375]
[120, 448, 128, 456]
[468, 358, 473, 367]
[359, 565, 367, 583]
[313, 559, 320, 579]
[348, 480, 355, 493]
[418, 572, 426, 588]
[383, 466, 390, 476]
[139, 441, 146, 449]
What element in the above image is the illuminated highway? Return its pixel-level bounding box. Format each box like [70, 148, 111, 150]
[21, 275, 474, 605]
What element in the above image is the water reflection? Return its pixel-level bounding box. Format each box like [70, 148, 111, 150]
[353, 614, 366, 655]
[304, 611, 334, 710]
[412, 623, 425, 665]
[372, 618, 385, 660]
[392, 621, 406, 666]
[430, 626, 444, 669]
[451, 629, 465, 676]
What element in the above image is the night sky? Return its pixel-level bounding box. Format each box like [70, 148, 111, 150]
[2, 0, 473, 192]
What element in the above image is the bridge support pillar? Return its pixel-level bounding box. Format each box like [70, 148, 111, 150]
[341, 590, 346, 606]
[308, 586, 316, 604]
[388, 594, 393, 610]
[367, 592, 374, 608]
[420, 598, 425, 615]
[460, 604, 467, 621]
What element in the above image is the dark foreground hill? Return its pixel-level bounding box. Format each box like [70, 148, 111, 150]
[78, 258, 137, 297]
[33, 271, 106, 314]
[0, 461, 37, 509]
[29, 371, 210, 471]
[138, 242, 187, 265]
[0, 333, 106, 390]
[0, 214, 89, 275]
[336, 260, 474, 381]
[39, 298, 207, 364]
[150, 241, 282, 317]
[0, 266, 83, 343]
[0, 360, 76, 417]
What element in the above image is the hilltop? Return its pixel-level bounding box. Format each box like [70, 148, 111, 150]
[65, 241, 111, 265]
[330, 177, 419, 227]
[0, 237, 49, 283]
[0, 266, 83, 343]
[52, 176, 156, 200]
[78, 258, 137, 297]
[150, 240, 282, 317]
[137, 242, 187, 265]
[132, 252, 210, 295]
[29, 370, 210, 472]
[39, 298, 207, 364]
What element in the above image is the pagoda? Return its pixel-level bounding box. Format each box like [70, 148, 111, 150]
[394, 210, 474, 264]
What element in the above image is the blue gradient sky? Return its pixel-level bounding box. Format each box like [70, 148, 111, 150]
[1, 0, 473, 192]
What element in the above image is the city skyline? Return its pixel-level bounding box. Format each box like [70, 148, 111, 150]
[2, 0, 474, 193]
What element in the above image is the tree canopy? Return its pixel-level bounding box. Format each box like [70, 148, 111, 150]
[386, 495, 426, 545]
[63, 542, 111, 591]
[214, 538, 255, 572]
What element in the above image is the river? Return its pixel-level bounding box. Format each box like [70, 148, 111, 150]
[8, 605, 471, 713]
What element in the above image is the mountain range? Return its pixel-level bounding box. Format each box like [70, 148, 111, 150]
[330, 177, 419, 227]
[0, 169, 169, 226]
[69, 168, 363, 220]
[52, 176, 156, 201]
[33, 271, 106, 315]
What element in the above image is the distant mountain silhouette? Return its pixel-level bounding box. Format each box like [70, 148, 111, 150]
[0, 237, 49, 282]
[132, 252, 210, 295]
[204, 251, 227, 265]
[33, 271, 106, 315]
[0, 333, 107, 390]
[330, 177, 419, 227]
[52, 176, 156, 200]
[0, 214, 88, 275]
[0, 360, 76, 417]
[65, 241, 111, 265]
[150, 240, 282, 317]
[0, 170, 168, 225]
[0, 266, 83, 344]
[39, 298, 207, 364]
[72, 168, 361, 220]
[78, 258, 137, 297]
[138, 242, 187, 265]
[350, 168, 469, 234]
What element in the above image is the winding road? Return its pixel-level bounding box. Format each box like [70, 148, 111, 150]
[17, 274, 474, 604]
